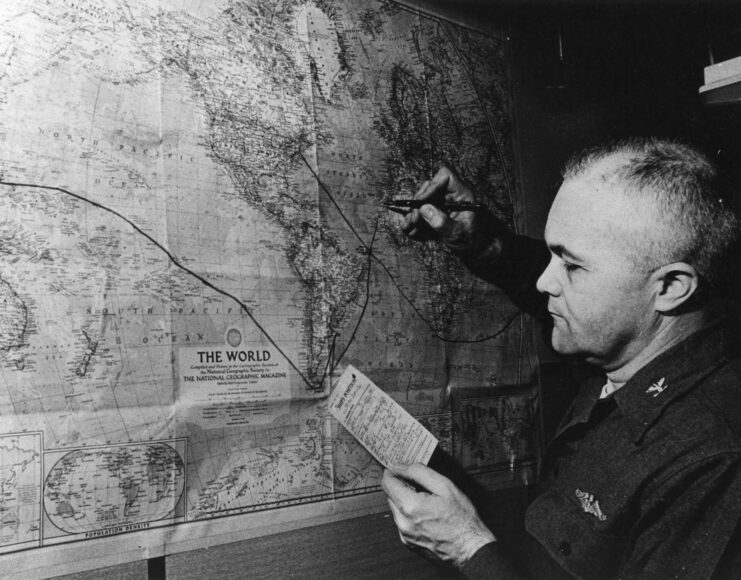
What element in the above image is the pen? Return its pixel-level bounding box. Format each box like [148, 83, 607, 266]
[382, 199, 484, 213]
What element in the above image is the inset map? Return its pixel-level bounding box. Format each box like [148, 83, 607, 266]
[43, 441, 186, 538]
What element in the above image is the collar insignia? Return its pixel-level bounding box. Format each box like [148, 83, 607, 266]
[575, 489, 607, 521]
[646, 377, 668, 398]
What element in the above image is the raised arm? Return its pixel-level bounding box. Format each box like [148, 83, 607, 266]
[400, 167, 549, 320]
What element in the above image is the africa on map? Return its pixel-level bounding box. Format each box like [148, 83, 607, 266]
[0, 0, 539, 562]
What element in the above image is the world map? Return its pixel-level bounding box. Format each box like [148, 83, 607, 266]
[0, 0, 539, 562]
[44, 442, 185, 536]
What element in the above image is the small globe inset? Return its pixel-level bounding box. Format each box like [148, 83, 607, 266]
[226, 328, 242, 348]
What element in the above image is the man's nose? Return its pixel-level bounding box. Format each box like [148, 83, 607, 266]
[535, 257, 560, 295]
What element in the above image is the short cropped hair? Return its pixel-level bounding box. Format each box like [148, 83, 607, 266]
[562, 137, 738, 299]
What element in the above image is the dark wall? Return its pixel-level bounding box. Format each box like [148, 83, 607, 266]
[507, 2, 741, 236]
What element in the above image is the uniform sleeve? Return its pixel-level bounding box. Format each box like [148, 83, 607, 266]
[622, 454, 741, 579]
[455, 228, 550, 323]
[460, 541, 524, 580]
[460, 535, 576, 580]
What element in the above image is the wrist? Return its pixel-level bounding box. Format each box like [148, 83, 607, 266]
[453, 528, 497, 568]
[445, 211, 509, 264]
[445, 231, 502, 260]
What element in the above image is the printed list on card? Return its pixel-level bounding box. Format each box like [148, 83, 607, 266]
[328, 365, 438, 469]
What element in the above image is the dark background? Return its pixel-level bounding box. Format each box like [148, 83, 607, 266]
[503, 0, 741, 236]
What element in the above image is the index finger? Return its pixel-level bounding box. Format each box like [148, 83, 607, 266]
[415, 166, 475, 206]
[414, 169, 452, 204]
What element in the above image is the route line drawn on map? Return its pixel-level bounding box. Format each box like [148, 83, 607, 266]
[324, 221, 380, 380]
[0, 179, 316, 391]
[0, 147, 521, 393]
[295, 151, 523, 346]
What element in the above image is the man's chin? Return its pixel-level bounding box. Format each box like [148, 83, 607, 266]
[550, 332, 581, 356]
[551, 336, 603, 365]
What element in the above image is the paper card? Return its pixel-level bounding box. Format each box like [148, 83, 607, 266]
[328, 365, 438, 469]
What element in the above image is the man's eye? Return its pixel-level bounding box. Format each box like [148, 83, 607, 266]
[563, 262, 580, 272]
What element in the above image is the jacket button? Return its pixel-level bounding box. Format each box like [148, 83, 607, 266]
[559, 541, 572, 556]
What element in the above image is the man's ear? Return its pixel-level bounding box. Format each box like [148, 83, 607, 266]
[651, 262, 699, 313]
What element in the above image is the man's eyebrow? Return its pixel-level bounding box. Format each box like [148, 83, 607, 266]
[548, 243, 583, 262]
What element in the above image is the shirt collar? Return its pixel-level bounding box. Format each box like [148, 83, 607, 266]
[600, 378, 621, 399]
[613, 315, 737, 443]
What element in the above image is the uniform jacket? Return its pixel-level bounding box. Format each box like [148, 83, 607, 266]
[459, 234, 741, 579]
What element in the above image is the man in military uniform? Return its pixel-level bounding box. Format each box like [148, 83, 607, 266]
[382, 138, 741, 579]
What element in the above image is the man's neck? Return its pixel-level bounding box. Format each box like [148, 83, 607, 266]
[605, 309, 710, 387]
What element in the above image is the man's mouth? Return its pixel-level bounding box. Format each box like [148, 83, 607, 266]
[549, 310, 566, 322]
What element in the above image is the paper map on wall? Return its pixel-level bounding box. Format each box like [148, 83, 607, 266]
[0, 0, 539, 568]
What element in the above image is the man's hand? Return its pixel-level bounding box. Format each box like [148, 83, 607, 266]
[381, 463, 496, 568]
[402, 167, 478, 251]
[401, 166, 506, 260]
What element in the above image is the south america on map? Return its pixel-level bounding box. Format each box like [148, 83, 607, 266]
[0, 0, 539, 561]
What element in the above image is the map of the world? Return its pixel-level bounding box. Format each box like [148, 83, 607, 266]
[0, 0, 539, 567]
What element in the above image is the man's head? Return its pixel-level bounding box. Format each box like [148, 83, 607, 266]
[537, 138, 738, 371]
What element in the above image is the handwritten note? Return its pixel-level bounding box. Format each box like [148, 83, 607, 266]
[328, 365, 438, 468]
